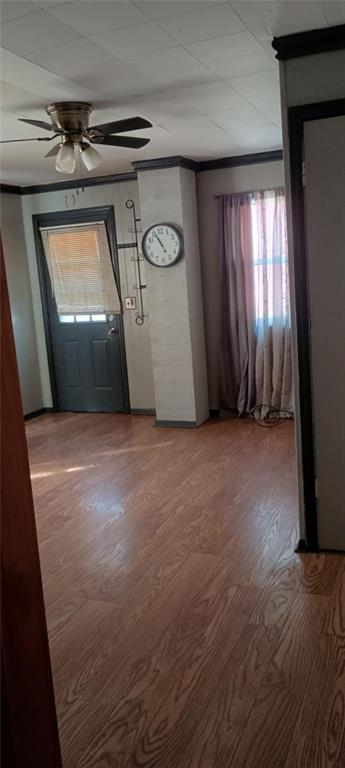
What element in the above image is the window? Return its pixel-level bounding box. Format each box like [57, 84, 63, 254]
[40, 222, 121, 317]
[58, 313, 107, 324]
[250, 190, 290, 324]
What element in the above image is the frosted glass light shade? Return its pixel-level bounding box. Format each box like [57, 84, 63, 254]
[56, 142, 76, 174]
[80, 144, 102, 172]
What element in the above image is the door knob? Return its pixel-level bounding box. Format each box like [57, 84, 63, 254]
[107, 327, 117, 336]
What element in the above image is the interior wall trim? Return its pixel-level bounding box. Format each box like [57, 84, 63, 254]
[273, 24, 345, 60]
[198, 149, 283, 171]
[24, 407, 55, 421]
[155, 419, 198, 428]
[0, 150, 283, 196]
[132, 155, 199, 173]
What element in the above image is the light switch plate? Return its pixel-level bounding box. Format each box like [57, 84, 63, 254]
[125, 296, 136, 310]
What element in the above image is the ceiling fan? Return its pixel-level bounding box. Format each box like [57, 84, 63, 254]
[0, 102, 152, 174]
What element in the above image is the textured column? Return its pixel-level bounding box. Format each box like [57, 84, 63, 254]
[136, 159, 209, 426]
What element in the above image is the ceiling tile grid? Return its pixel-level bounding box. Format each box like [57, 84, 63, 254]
[0, 0, 338, 184]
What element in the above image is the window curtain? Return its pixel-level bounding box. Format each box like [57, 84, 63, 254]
[219, 188, 293, 419]
[219, 194, 257, 415]
[40, 222, 121, 315]
[253, 189, 293, 419]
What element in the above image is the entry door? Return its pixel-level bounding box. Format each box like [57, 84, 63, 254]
[304, 115, 345, 550]
[41, 230, 127, 414]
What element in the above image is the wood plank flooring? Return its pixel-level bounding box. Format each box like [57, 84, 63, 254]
[26, 413, 345, 768]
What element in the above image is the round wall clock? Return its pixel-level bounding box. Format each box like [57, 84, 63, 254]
[142, 223, 183, 267]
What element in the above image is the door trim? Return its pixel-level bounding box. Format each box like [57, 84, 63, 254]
[33, 205, 130, 413]
[288, 98, 345, 550]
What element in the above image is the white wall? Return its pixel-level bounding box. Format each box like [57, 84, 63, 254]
[197, 160, 285, 409]
[1, 192, 42, 414]
[279, 47, 345, 542]
[21, 179, 155, 411]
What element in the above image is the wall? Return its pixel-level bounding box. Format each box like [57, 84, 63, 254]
[1, 192, 42, 414]
[279, 47, 345, 542]
[137, 165, 208, 425]
[197, 160, 285, 409]
[21, 179, 155, 411]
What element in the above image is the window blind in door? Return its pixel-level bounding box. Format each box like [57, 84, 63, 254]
[40, 222, 121, 315]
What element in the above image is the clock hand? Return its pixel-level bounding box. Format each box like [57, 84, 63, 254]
[154, 232, 167, 253]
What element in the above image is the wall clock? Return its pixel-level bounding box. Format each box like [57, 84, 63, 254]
[142, 223, 183, 267]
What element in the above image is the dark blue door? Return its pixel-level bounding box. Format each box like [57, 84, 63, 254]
[43, 253, 128, 414]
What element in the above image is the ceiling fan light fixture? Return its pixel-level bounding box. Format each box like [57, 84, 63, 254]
[55, 140, 76, 174]
[80, 143, 102, 172]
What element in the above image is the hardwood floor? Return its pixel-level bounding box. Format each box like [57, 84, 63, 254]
[26, 413, 345, 768]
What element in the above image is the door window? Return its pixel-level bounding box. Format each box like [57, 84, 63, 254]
[40, 222, 121, 317]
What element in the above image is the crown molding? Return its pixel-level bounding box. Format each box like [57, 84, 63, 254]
[132, 155, 199, 173]
[272, 24, 345, 61]
[198, 149, 283, 171]
[0, 150, 284, 196]
[0, 183, 22, 195]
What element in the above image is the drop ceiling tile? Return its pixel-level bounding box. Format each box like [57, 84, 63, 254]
[70, 58, 155, 99]
[210, 105, 268, 132]
[229, 1, 328, 41]
[135, 2, 214, 21]
[91, 21, 176, 58]
[0, 47, 94, 101]
[124, 47, 215, 87]
[0, 2, 37, 22]
[161, 81, 250, 116]
[226, 69, 280, 100]
[25, 37, 114, 75]
[46, 1, 148, 36]
[1, 9, 80, 56]
[157, 2, 245, 44]
[0, 81, 42, 111]
[252, 98, 281, 126]
[319, 1, 345, 24]
[185, 30, 269, 64]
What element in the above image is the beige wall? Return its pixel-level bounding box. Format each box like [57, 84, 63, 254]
[138, 166, 208, 425]
[1, 192, 42, 415]
[197, 160, 285, 409]
[21, 179, 155, 411]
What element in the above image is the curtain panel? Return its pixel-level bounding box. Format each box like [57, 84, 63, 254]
[218, 188, 293, 419]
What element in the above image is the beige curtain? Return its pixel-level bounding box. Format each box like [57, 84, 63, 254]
[40, 222, 121, 315]
[252, 189, 293, 419]
[219, 188, 294, 420]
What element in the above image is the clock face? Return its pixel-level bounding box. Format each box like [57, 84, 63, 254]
[142, 224, 183, 267]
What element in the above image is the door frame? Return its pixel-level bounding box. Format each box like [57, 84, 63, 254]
[33, 205, 130, 413]
[288, 98, 345, 550]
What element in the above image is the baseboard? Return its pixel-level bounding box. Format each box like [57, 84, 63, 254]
[24, 407, 55, 421]
[155, 419, 197, 428]
[295, 539, 308, 552]
[130, 408, 156, 416]
[209, 409, 220, 418]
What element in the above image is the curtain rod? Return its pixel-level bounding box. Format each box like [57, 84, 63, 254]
[214, 186, 284, 199]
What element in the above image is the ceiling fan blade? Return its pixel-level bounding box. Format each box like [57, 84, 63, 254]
[92, 135, 151, 149]
[44, 144, 60, 158]
[18, 117, 56, 132]
[0, 137, 50, 143]
[88, 116, 152, 135]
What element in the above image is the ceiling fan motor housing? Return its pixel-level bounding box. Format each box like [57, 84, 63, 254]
[46, 102, 93, 140]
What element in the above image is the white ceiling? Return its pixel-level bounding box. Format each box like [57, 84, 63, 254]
[0, 0, 344, 185]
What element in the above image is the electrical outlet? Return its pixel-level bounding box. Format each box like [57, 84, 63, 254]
[125, 297, 136, 310]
